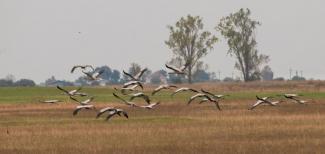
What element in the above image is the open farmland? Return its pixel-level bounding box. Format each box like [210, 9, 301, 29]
[1, 82, 325, 154]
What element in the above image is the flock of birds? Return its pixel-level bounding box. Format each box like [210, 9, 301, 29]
[39, 63, 310, 121]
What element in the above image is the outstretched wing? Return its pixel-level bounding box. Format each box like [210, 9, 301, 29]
[152, 87, 162, 96]
[201, 89, 215, 97]
[168, 85, 177, 88]
[249, 100, 263, 110]
[171, 88, 186, 97]
[165, 64, 180, 72]
[73, 107, 83, 116]
[189, 88, 199, 93]
[71, 65, 81, 73]
[123, 70, 136, 80]
[213, 101, 222, 110]
[96, 107, 115, 119]
[188, 94, 199, 105]
[113, 93, 129, 105]
[70, 96, 81, 104]
[143, 95, 151, 104]
[56, 85, 69, 94]
[105, 113, 116, 121]
[82, 70, 93, 79]
[134, 68, 147, 80]
[121, 111, 129, 118]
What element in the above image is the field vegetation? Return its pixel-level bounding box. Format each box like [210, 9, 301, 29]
[1, 81, 325, 153]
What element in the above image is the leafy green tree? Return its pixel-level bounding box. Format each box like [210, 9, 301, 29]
[111, 69, 121, 84]
[193, 70, 210, 82]
[165, 15, 218, 83]
[291, 76, 306, 81]
[0, 79, 14, 87]
[75, 76, 89, 86]
[216, 8, 269, 81]
[261, 65, 274, 81]
[14, 79, 36, 87]
[150, 70, 167, 84]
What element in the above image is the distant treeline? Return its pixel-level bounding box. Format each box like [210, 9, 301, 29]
[0, 78, 36, 87]
[0, 63, 306, 87]
[41, 64, 217, 87]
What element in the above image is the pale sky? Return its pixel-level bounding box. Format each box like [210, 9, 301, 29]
[0, 0, 324, 83]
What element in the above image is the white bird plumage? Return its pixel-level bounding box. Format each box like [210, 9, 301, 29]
[152, 84, 177, 96]
[73, 104, 96, 116]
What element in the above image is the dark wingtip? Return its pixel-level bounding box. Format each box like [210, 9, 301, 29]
[256, 95, 260, 100]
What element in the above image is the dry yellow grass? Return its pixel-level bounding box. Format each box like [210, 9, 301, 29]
[1, 97, 325, 154]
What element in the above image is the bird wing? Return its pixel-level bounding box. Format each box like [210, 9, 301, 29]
[271, 101, 281, 105]
[113, 93, 129, 105]
[256, 95, 262, 100]
[129, 95, 136, 101]
[165, 64, 181, 72]
[82, 70, 93, 79]
[249, 100, 263, 110]
[143, 95, 151, 104]
[73, 107, 83, 116]
[71, 65, 81, 73]
[298, 100, 307, 104]
[141, 102, 160, 109]
[189, 88, 199, 93]
[39, 100, 59, 103]
[134, 68, 147, 80]
[56, 86, 69, 94]
[75, 92, 88, 97]
[137, 82, 144, 90]
[96, 107, 116, 118]
[285, 94, 299, 98]
[171, 88, 186, 96]
[200, 89, 215, 96]
[188, 94, 204, 105]
[82, 97, 94, 105]
[122, 84, 138, 91]
[168, 85, 177, 88]
[256, 96, 275, 105]
[213, 101, 222, 110]
[123, 81, 143, 90]
[70, 97, 81, 104]
[105, 113, 116, 121]
[199, 98, 209, 104]
[291, 97, 305, 104]
[123, 81, 137, 87]
[152, 86, 163, 96]
[123, 70, 136, 80]
[122, 111, 129, 118]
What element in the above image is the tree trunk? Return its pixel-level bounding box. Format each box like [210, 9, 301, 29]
[188, 65, 192, 84]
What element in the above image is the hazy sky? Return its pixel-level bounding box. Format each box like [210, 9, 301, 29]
[1, 0, 324, 83]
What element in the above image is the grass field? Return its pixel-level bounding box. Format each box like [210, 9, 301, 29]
[1, 81, 325, 154]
